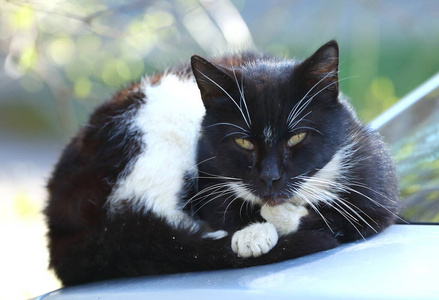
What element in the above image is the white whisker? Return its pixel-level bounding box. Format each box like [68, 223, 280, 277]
[287, 184, 334, 233]
[197, 170, 241, 182]
[196, 156, 216, 167]
[287, 75, 353, 132]
[327, 200, 366, 240]
[183, 182, 230, 207]
[288, 110, 312, 131]
[293, 173, 402, 227]
[232, 68, 252, 126]
[223, 131, 251, 139]
[205, 122, 250, 134]
[222, 190, 248, 224]
[289, 78, 340, 126]
[287, 70, 338, 125]
[197, 71, 251, 129]
[289, 126, 322, 135]
[336, 197, 379, 225]
[191, 187, 235, 216]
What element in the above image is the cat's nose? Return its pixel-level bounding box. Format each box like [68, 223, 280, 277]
[259, 167, 281, 187]
[259, 155, 281, 186]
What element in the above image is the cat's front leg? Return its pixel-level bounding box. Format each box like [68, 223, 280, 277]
[261, 203, 309, 236]
[231, 223, 278, 258]
[231, 204, 308, 258]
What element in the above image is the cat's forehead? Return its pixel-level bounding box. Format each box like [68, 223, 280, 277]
[233, 61, 303, 132]
[239, 60, 297, 85]
[237, 61, 304, 108]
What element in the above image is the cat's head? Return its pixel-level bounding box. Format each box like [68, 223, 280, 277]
[192, 41, 355, 207]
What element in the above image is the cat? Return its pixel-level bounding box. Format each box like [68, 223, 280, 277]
[45, 40, 399, 286]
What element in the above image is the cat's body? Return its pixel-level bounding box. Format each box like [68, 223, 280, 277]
[45, 41, 399, 286]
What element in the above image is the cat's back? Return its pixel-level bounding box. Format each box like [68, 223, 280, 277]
[45, 81, 145, 229]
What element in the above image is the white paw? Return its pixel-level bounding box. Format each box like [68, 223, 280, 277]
[231, 223, 278, 258]
[260, 203, 308, 236]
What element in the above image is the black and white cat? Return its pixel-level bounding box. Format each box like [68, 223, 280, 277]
[45, 41, 399, 286]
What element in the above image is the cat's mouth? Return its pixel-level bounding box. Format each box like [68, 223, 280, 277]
[262, 195, 290, 206]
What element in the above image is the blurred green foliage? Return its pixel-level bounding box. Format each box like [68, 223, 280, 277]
[0, 0, 438, 140]
[389, 91, 439, 222]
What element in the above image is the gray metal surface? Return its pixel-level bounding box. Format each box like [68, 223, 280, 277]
[370, 72, 439, 133]
[370, 73, 439, 222]
[36, 224, 439, 300]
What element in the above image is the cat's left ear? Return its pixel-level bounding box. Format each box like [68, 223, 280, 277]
[298, 40, 339, 97]
[191, 55, 236, 108]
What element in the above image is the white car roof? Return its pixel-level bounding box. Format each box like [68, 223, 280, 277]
[36, 224, 439, 300]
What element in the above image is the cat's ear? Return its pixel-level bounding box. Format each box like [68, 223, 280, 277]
[298, 40, 339, 97]
[191, 55, 236, 107]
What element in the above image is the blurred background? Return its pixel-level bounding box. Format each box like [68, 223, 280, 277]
[0, 0, 438, 298]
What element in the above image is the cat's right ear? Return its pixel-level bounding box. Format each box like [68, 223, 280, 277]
[191, 55, 235, 107]
[297, 40, 339, 98]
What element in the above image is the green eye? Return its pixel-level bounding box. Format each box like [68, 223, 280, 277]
[287, 132, 307, 147]
[234, 138, 255, 150]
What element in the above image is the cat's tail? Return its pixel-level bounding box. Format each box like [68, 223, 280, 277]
[49, 211, 339, 286]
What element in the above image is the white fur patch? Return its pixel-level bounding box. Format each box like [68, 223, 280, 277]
[260, 203, 308, 236]
[231, 222, 278, 258]
[202, 230, 228, 240]
[263, 126, 274, 145]
[107, 74, 205, 230]
[227, 182, 263, 205]
[291, 141, 356, 206]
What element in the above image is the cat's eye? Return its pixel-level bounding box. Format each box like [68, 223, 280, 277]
[287, 132, 307, 147]
[234, 138, 255, 150]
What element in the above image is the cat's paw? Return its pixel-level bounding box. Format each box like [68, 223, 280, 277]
[260, 203, 308, 236]
[231, 223, 278, 258]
